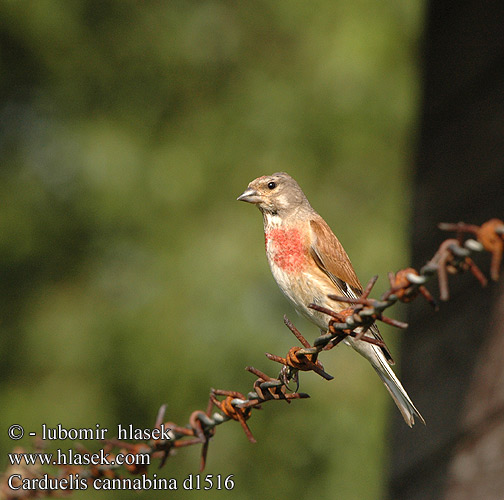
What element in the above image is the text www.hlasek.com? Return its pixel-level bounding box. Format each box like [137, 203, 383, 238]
[8, 448, 149, 467]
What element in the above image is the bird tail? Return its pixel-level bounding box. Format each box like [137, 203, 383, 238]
[371, 345, 425, 427]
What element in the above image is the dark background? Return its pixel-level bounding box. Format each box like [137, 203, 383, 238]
[390, 2, 504, 499]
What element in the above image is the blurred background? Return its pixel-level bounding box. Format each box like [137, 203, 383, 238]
[2, 1, 424, 499]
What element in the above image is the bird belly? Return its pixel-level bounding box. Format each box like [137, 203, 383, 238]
[269, 262, 342, 330]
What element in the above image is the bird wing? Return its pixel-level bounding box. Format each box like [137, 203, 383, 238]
[309, 218, 395, 365]
[308, 218, 362, 294]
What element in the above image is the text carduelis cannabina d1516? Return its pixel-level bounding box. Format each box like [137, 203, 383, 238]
[237, 172, 424, 427]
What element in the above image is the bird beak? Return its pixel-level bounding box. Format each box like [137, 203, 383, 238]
[237, 188, 261, 204]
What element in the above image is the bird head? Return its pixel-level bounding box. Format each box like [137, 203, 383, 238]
[237, 172, 309, 215]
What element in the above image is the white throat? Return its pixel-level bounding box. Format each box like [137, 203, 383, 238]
[263, 212, 283, 230]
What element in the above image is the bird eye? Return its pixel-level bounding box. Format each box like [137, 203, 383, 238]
[267, 181, 276, 190]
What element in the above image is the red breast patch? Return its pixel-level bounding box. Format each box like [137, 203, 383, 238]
[265, 228, 306, 272]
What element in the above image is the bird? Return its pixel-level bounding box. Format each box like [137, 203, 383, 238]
[237, 172, 424, 427]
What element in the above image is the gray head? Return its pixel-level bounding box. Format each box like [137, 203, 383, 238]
[237, 172, 311, 215]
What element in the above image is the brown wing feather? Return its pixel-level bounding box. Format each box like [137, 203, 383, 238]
[309, 218, 362, 292]
[309, 217, 395, 365]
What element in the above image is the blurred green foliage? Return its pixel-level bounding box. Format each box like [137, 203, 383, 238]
[0, 1, 422, 499]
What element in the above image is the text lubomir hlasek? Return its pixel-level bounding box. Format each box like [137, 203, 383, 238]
[39, 423, 172, 441]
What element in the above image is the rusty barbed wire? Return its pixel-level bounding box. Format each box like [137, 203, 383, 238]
[2, 218, 503, 499]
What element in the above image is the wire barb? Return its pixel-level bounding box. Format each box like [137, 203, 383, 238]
[439, 218, 504, 281]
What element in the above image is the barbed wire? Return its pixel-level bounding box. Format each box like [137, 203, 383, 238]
[2, 218, 503, 499]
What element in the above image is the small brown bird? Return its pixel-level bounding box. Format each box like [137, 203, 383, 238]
[238, 172, 424, 427]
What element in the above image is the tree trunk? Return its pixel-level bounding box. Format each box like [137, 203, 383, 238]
[388, 1, 504, 499]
